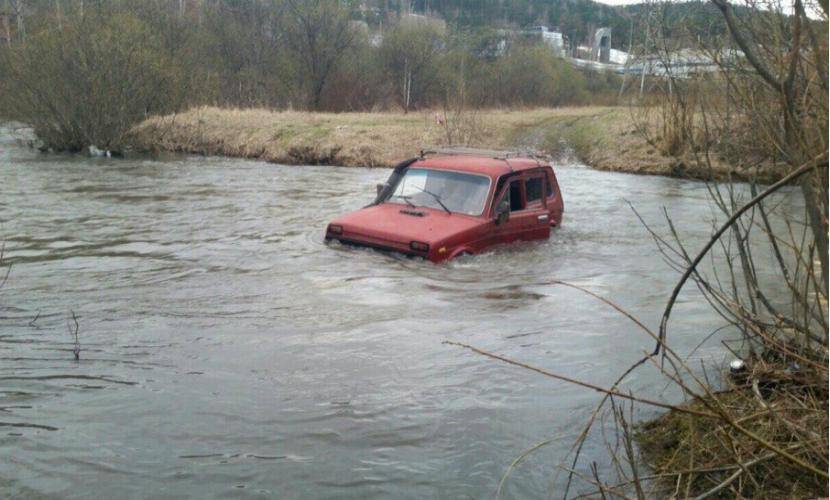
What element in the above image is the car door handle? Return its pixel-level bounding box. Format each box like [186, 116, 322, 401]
[537, 215, 549, 221]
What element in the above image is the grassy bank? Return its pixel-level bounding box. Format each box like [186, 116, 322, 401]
[637, 354, 828, 499]
[137, 106, 767, 181]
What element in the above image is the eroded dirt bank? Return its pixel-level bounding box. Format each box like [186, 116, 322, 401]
[137, 106, 780, 182]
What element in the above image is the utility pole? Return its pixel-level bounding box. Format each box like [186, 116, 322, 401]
[619, 14, 634, 99]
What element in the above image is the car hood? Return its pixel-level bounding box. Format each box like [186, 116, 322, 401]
[330, 203, 484, 246]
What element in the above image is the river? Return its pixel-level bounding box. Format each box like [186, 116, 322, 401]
[0, 129, 800, 498]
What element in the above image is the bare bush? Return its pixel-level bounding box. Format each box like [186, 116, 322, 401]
[436, 101, 493, 147]
[279, 0, 357, 111]
[0, 5, 192, 152]
[196, 0, 285, 108]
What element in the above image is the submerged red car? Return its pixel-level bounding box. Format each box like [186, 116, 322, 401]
[325, 147, 564, 263]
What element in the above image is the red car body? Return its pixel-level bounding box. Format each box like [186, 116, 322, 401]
[325, 152, 564, 263]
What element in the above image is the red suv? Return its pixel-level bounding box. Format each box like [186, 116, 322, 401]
[325, 148, 564, 263]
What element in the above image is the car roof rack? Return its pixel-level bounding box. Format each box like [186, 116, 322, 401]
[419, 146, 549, 160]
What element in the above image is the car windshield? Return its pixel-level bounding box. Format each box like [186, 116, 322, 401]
[387, 168, 491, 216]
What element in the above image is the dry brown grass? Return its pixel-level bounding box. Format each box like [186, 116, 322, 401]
[137, 106, 620, 167]
[136, 106, 501, 167]
[529, 107, 789, 182]
[637, 352, 829, 499]
[133, 106, 654, 168]
[136, 105, 778, 181]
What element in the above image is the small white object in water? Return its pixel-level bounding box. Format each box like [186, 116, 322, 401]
[88, 145, 111, 158]
[729, 359, 746, 372]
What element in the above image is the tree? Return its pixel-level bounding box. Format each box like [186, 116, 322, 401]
[379, 18, 444, 111]
[198, 0, 283, 107]
[280, 0, 356, 110]
[708, 0, 828, 288]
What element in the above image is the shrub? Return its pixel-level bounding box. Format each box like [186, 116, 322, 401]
[0, 8, 190, 153]
[478, 43, 587, 108]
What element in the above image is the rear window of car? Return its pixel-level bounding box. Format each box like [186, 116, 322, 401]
[525, 177, 543, 203]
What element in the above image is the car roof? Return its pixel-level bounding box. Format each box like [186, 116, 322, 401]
[412, 155, 548, 178]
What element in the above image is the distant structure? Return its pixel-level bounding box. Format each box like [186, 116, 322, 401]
[486, 23, 633, 73]
[521, 26, 565, 51]
[621, 49, 742, 77]
[493, 25, 566, 57]
[591, 27, 612, 63]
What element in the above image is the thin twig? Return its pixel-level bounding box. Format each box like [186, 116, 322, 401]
[657, 155, 828, 355]
[690, 447, 799, 500]
[66, 309, 80, 361]
[444, 341, 718, 418]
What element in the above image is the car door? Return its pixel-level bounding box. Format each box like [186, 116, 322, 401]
[520, 172, 552, 240]
[491, 173, 550, 246]
[544, 167, 564, 226]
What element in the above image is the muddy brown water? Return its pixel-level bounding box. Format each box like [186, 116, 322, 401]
[0, 129, 803, 498]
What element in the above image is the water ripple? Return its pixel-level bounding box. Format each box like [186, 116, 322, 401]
[0, 128, 804, 498]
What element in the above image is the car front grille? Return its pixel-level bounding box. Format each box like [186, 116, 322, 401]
[326, 234, 422, 259]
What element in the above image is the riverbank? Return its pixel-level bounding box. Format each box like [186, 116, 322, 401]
[637, 353, 828, 498]
[136, 106, 777, 182]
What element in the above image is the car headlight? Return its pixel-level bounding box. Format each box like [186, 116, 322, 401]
[409, 241, 429, 252]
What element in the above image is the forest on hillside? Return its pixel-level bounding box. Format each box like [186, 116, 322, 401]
[0, 0, 815, 155]
[341, 0, 736, 51]
[0, 0, 631, 151]
[1, 0, 736, 52]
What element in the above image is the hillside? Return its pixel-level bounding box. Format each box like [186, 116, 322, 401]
[356, 0, 731, 51]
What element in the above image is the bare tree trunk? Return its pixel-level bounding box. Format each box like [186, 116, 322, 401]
[13, 0, 22, 41]
[711, 0, 828, 289]
[1, 0, 10, 47]
[1, 14, 10, 47]
[800, 173, 829, 291]
[403, 57, 411, 113]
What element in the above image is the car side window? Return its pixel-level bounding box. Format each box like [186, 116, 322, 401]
[495, 186, 508, 212]
[545, 175, 553, 197]
[508, 180, 524, 211]
[525, 176, 543, 206]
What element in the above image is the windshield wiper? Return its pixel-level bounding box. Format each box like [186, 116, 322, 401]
[391, 176, 416, 207]
[393, 194, 416, 207]
[412, 185, 451, 214]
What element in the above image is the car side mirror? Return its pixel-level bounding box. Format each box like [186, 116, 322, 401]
[495, 200, 510, 225]
[376, 183, 384, 196]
